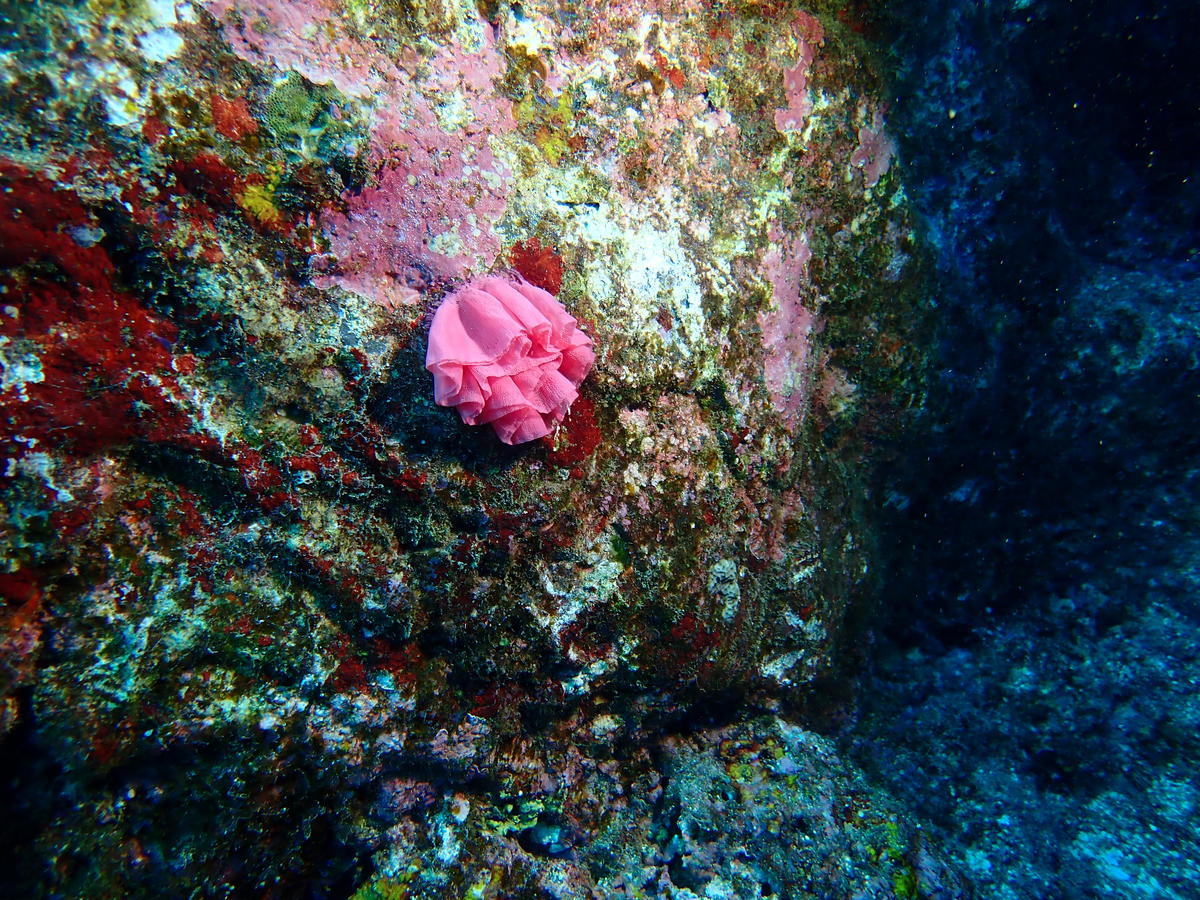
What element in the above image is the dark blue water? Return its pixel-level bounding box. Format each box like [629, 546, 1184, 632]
[850, 2, 1200, 896]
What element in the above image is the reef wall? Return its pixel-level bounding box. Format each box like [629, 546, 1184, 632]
[0, 1, 952, 896]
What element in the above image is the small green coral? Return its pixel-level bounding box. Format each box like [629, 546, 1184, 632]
[514, 89, 577, 165]
[349, 864, 419, 900]
[480, 795, 548, 837]
[262, 73, 363, 162]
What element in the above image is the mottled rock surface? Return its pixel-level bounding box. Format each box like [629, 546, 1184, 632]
[0, 1, 949, 896]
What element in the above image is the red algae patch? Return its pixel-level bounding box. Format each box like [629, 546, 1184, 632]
[0, 160, 189, 459]
[508, 238, 564, 295]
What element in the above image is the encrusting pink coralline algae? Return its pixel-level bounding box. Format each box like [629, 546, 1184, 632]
[425, 276, 595, 445]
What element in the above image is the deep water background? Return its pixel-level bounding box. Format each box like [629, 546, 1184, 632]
[849, 1, 1200, 897]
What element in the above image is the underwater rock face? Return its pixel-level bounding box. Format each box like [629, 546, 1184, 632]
[0, 0, 942, 895]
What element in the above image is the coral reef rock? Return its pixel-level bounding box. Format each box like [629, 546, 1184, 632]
[0, 1, 950, 896]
